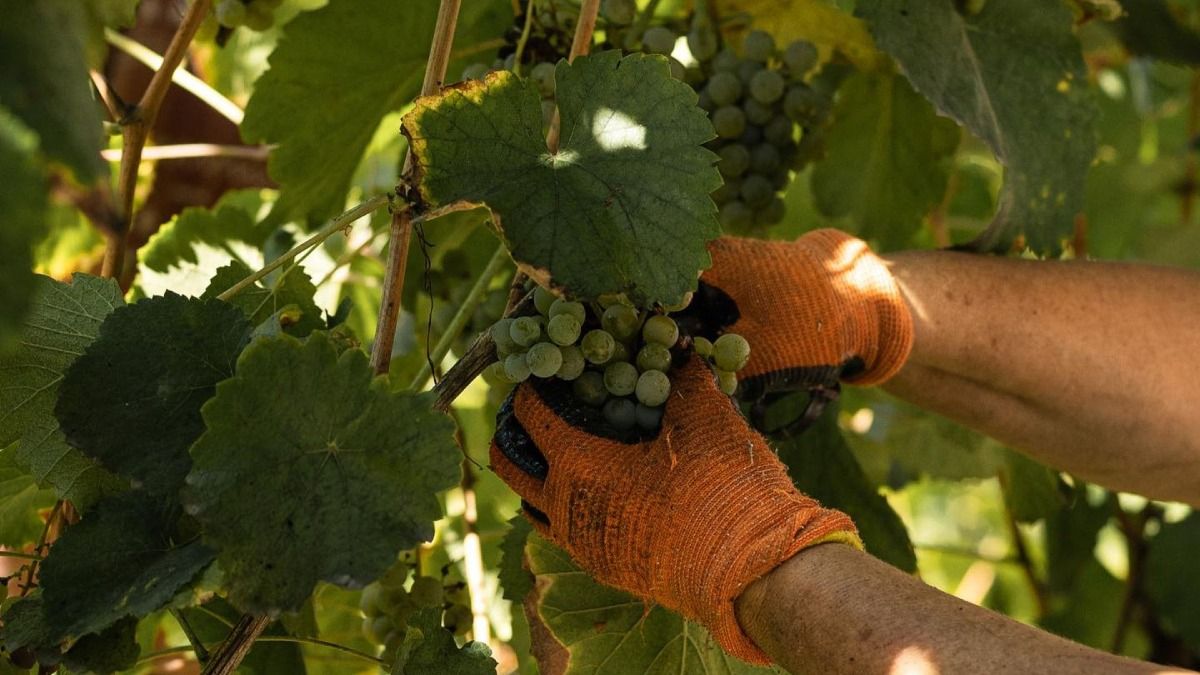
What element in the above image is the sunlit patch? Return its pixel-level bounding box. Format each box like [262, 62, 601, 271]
[544, 149, 581, 167]
[671, 35, 696, 67]
[848, 407, 874, 434]
[591, 107, 647, 151]
[890, 646, 939, 675]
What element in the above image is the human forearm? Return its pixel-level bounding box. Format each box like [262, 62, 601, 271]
[881, 251, 1200, 504]
[736, 544, 1187, 675]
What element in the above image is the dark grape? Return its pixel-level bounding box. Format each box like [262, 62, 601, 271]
[755, 197, 786, 226]
[739, 124, 764, 146]
[783, 40, 818, 78]
[719, 200, 753, 230]
[749, 69, 786, 104]
[573, 371, 609, 406]
[688, 26, 719, 61]
[642, 26, 677, 55]
[750, 143, 782, 174]
[743, 98, 774, 125]
[736, 59, 762, 85]
[706, 72, 742, 107]
[712, 48, 740, 73]
[717, 144, 751, 178]
[740, 174, 774, 208]
[634, 403, 663, 430]
[602, 397, 637, 429]
[784, 84, 823, 122]
[763, 114, 794, 145]
[712, 105, 746, 139]
[742, 30, 776, 62]
[696, 89, 717, 112]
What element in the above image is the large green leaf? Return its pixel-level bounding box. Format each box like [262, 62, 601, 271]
[184, 332, 461, 613]
[0, 274, 125, 509]
[404, 51, 722, 306]
[204, 260, 325, 337]
[1044, 485, 1113, 594]
[55, 294, 252, 495]
[392, 608, 496, 674]
[998, 450, 1064, 523]
[60, 618, 140, 675]
[1145, 513, 1200, 650]
[0, 445, 55, 548]
[140, 190, 268, 275]
[811, 70, 959, 250]
[857, 0, 1095, 253]
[525, 534, 782, 674]
[498, 516, 535, 603]
[0, 0, 105, 183]
[0, 114, 47, 352]
[240, 0, 509, 227]
[39, 490, 215, 640]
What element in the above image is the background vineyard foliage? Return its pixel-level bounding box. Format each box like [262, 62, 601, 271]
[2, 0, 1200, 673]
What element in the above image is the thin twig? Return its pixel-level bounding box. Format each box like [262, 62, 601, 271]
[546, 0, 602, 152]
[1003, 497, 1047, 618]
[101, 143, 272, 162]
[136, 635, 386, 668]
[512, 0, 537, 76]
[18, 500, 62, 596]
[0, 551, 42, 561]
[171, 609, 211, 663]
[89, 70, 124, 122]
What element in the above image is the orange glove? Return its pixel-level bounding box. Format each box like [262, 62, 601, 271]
[491, 356, 860, 664]
[681, 229, 914, 402]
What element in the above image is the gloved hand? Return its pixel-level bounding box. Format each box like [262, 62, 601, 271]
[490, 355, 860, 664]
[679, 229, 914, 402]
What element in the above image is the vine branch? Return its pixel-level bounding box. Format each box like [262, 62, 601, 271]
[171, 608, 210, 663]
[545, 0, 601, 153]
[200, 613, 272, 675]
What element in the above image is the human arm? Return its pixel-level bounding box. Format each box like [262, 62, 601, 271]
[735, 543, 1190, 675]
[882, 251, 1200, 504]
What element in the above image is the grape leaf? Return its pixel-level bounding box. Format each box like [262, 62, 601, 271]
[857, 0, 1095, 253]
[498, 515, 534, 603]
[0, 114, 47, 353]
[0, 445, 55, 548]
[240, 0, 509, 227]
[140, 190, 268, 275]
[184, 332, 460, 613]
[0, 274, 125, 509]
[60, 618, 140, 675]
[1040, 558, 1134, 651]
[811, 70, 959, 251]
[1112, 0, 1200, 65]
[0, 0, 105, 183]
[204, 260, 325, 337]
[392, 608, 497, 675]
[404, 51, 722, 306]
[1044, 485, 1113, 594]
[55, 294, 252, 495]
[0, 595, 56, 660]
[998, 450, 1064, 523]
[525, 534, 782, 674]
[715, 0, 882, 69]
[39, 490, 215, 640]
[1145, 513, 1200, 650]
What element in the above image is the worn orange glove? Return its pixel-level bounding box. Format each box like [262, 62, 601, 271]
[680, 229, 914, 402]
[491, 356, 860, 664]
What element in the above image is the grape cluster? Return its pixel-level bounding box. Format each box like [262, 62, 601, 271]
[359, 557, 474, 661]
[486, 286, 749, 431]
[213, 0, 282, 32]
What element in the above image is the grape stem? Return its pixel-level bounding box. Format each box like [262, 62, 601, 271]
[545, 0, 602, 153]
[512, 0, 537, 76]
[170, 608, 211, 663]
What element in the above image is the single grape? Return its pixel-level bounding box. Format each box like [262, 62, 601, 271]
[764, 114, 794, 145]
[715, 368, 739, 395]
[634, 403, 663, 430]
[712, 105, 747, 139]
[531, 61, 557, 98]
[243, 3, 274, 30]
[712, 178, 741, 204]
[784, 84, 823, 122]
[509, 316, 541, 347]
[573, 371, 608, 406]
[216, 0, 247, 26]
[557, 345, 586, 380]
[740, 174, 774, 208]
[504, 353, 532, 382]
[604, 361, 638, 396]
[783, 40, 818, 77]
[491, 318, 519, 355]
[706, 72, 742, 107]
[713, 333, 751, 371]
[527, 342, 564, 378]
[601, 0, 636, 25]
[751, 143, 782, 174]
[549, 298, 586, 323]
[718, 144, 751, 178]
[483, 361, 513, 386]
[749, 69, 786, 104]
[743, 30, 776, 62]
[642, 315, 679, 347]
[636, 343, 672, 372]
[642, 26, 677, 55]
[533, 286, 556, 315]
[580, 329, 616, 364]
[719, 200, 754, 230]
[755, 197, 786, 226]
[409, 576, 444, 608]
[712, 48, 740, 72]
[688, 26, 719, 61]
[743, 97, 774, 125]
[601, 304, 642, 340]
[359, 583, 385, 617]
[697, 89, 716, 112]
[461, 62, 490, 81]
[602, 397, 637, 429]
[694, 336, 714, 357]
[635, 370, 671, 407]
[378, 561, 411, 588]
[546, 314, 582, 346]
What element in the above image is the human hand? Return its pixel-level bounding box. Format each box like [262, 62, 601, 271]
[490, 355, 859, 663]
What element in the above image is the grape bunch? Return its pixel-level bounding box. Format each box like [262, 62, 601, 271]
[486, 286, 750, 431]
[213, 0, 282, 33]
[358, 557, 474, 661]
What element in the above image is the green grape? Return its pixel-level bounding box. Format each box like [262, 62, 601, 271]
[531, 61, 557, 98]
[483, 361, 513, 387]
[602, 397, 637, 429]
[409, 576, 444, 608]
[764, 114, 794, 145]
[743, 98, 774, 125]
[603, 361, 638, 396]
[243, 3, 274, 30]
[694, 336, 714, 358]
[784, 84, 823, 122]
[688, 26, 719, 61]
[712, 105, 747, 139]
[491, 318, 519, 356]
[602, 0, 636, 25]
[443, 604, 473, 636]
[749, 69, 786, 104]
[359, 583, 385, 617]
[461, 62, 490, 81]
[509, 316, 541, 347]
[216, 0, 247, 26]
[712, 48, 739, 72]
[715, 368, 739, 395]
[572, 371, 609, 406]
[642, 26, 677, 55]
[636, 343, 672, 372]
[549, 298, 586, 323]
[610, 340, 631, 363]
[601, 304, 642, 340]
[527, 342, 564, 378]
[533, 286, 557, 315]
[712, 178, 741, 204]
[642, 315, 679, 347]
[557, 345, 586, 380]
[635, 403, 663, 430]
[379, 561, 411, 588]
[664, 291, 693, 312]
[363, 615, 393, 643]
[740, 124, 764, 146]
[635, 370, 671, 407]
[504, 353, 532, 382]
[751, 143, 782, 174]
[742, 30, 776, 62]
[706, 72, 742, 107]
[736, 59, 763, 85]
[783, 40, 818, 77]
[755, 197, 786, 226]
[546, 314, 582, 346]
[740, 174, 774, 208]
[713, 333, 751, 371]
[718, 144, 751, 178]
[719, 200, 754, 230]
[580, 329, 616, 364]
[598, 293, 633, 308]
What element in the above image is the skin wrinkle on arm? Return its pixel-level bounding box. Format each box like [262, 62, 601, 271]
[878, 250, 1200, 504]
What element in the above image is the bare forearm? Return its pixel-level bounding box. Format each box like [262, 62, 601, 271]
[881, 251, 1200, 504]
[736, 544, 1187, 675]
